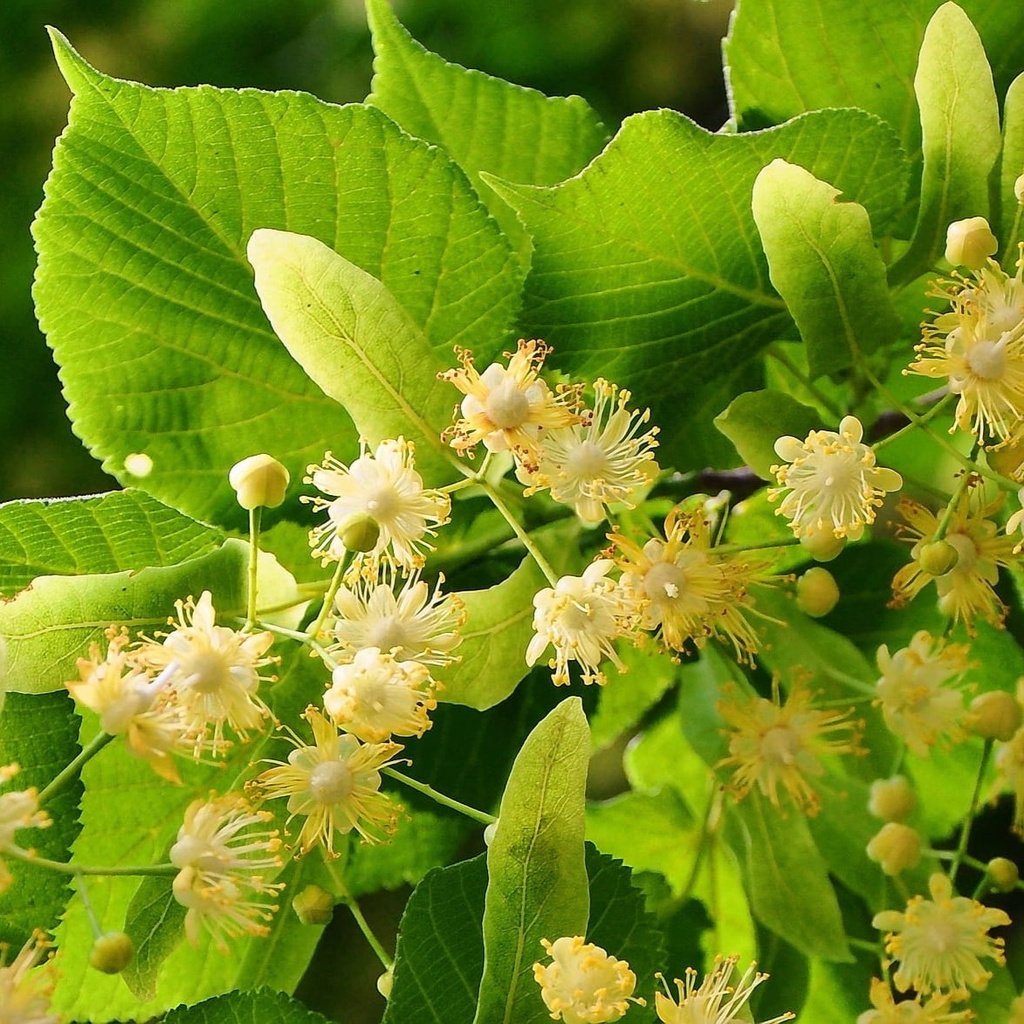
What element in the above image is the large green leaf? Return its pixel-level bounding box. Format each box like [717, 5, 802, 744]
[473, 697, 590, 1024]
[714, 389, 820, 480]
[0, 490, 221, 599]
[751, 160, 900, 377]
[162, 989, 333, 1024]
[999, 73, 1024, 260]
[247, 229, 459, 485]
[33, 32, 522, 527]
[366, 0, 608, 249]
[0, 539, 248, 696]
[488, 108, 908, 470]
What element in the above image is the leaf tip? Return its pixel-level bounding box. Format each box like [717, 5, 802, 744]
[47, 28, 100, 95]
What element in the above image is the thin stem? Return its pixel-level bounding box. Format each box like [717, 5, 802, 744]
[479, 480, 559, 586]
[712, 536, 802, 556]
[3, 846, 177, 877]
[245, 506, 263, 631]
[37, 732, 116, 806]
[872, 393, 954, 451]
[76, 874, 105, 940]
[678, 788, 721, 907]
[949, 740, 993, 886]
[933, 465, 976, 541]
[383, 768, 496, 826]
[308, 550, 353, 640]
[767, 344, 845, 420]
[818, 666, 877, 698]
[324, 859, 393, 969]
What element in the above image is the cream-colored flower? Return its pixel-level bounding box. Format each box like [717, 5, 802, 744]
[532, 936, 643, 1023]
[0, 931, 59, 1024]
[526, 560, 638, 687]
[611, 505, 768, 663]
[440, 339, 581, 464]
[249, 706, 401, 856]
[716, 681, 862, 815]
[875, 633, 970, 757]
[324, 646, 437, 743]
[770, 416, 902, 540]
[327, 567, 464, 668]
[523, 379, 659, 525]
[872, 872, 1010, 998]
[305, 438, 450, 572]
[0, 766, 51, 895]
[654, 956, 794, 1023]
[170, 793, 283, 950]
[856, 977, 973, 1023]
[134, 592, 276, 755]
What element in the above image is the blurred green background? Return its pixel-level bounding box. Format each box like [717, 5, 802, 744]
[1, 0, 732, 503]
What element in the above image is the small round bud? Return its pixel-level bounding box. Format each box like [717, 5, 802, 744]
[483, 820, 499, 847]
[229, 454, 290, 510]
[868, 775, 916, 822]
[1015, 174, 1024, 205]
[917, 539, 959, 577]
[987, 857, 1019, 892]
[377, 965, 394, 999]
[966, 690, 1023, 742]
[89, 931, 134, 974]
[339, 512, 381, 553]
[795, 567, 840, 617]
[292, 884, 336, 926]
[944, 216, 998, 270]
[866, 822, 922, 876]
[799, 525, 846, 562]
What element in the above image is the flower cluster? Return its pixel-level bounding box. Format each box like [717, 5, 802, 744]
[0, 766, 51, 895]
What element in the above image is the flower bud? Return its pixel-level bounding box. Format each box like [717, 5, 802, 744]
[377, 965, 395, 999]
[868, 775, 915, 822]
[292, 884, 336, 926]
[866, 822, 922, 875]
[795, 567, 840, 617]
[987, 857, 1019, 892]
[799, 524, 846, 562]
[229, 454, 290, 510]
[966, 690, 1023, 742]
[89, 931, 135, 974]
[483, 820, 499, 847]
[945, 216, 998, 270]
[1016, 174, 1024, 205]
[917, 539, 959, 577]
[339, 512, 381, 553]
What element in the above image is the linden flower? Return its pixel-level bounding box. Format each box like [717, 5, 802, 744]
[873, 873, 1010, 998]
[654, 956, 794, 1024]
[305, 438, 450, 572]
[440, 339, 581, 464]
[856, 977, 973, 1023]
[769, 416, 902, 540]
[327, 567, 464, 668]
[716, 682, 862, 815]
[526, 560, 639, 687]
[68, 631, 189, 782]
[0, 931, 59, 1024]
[532, 936, 643, 1023]
[0, 765, 51, 895]
[875, 632, 970, 757]
[249, 706, 401, 856]
[611, 505, 767, 663]
[523, 379, 659, 525]
[134, 592, 276, 755]
[170, 793, 283, 950]
[324, 646, 438, 743]
[890, 491, 1017, 630]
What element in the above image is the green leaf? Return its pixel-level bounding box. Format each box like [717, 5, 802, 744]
[366, 0, 608, 251]
[0, 539, 248, 696]
[0, 490, 221, 599]
[751, 160, 900, 377]
[121, 876, 187, 1001]
[714, 389, 821, 480]
[589, 641, 677, 750]
[34, 31, 522, 527]
[0, 691, 82, 947]
[893, 2, 1001, 278]
[162, 989, 333, 1024]
[488, 108, 908, 470]
[473, 697, 590, 1024]
[999, 73, 1024, 260]
[247, 229, 459, 485]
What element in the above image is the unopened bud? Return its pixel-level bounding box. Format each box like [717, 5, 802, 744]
[483, 820, 499, 847]
[917, 539, 959, 577]
[868, 775, 915, 822]
[339, 512, 381, 553]
[987, 857, 1019, 892]
[292, 884, 336, 926]
[795, 567, 839, 617]
[229, 454, 290, 510]
[799, 524, 846, 562]
[377, 965, 395, 999]
[966, 690, 1023, 742]
[1016, 174, 1024, 205]
[89, 931, 134, 974]
[866, 822, 922, 876]
[945, 216, 998, 270]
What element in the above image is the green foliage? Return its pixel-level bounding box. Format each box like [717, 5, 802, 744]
[162, 988, 335, 1024]
[715, 390, 821, 481]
